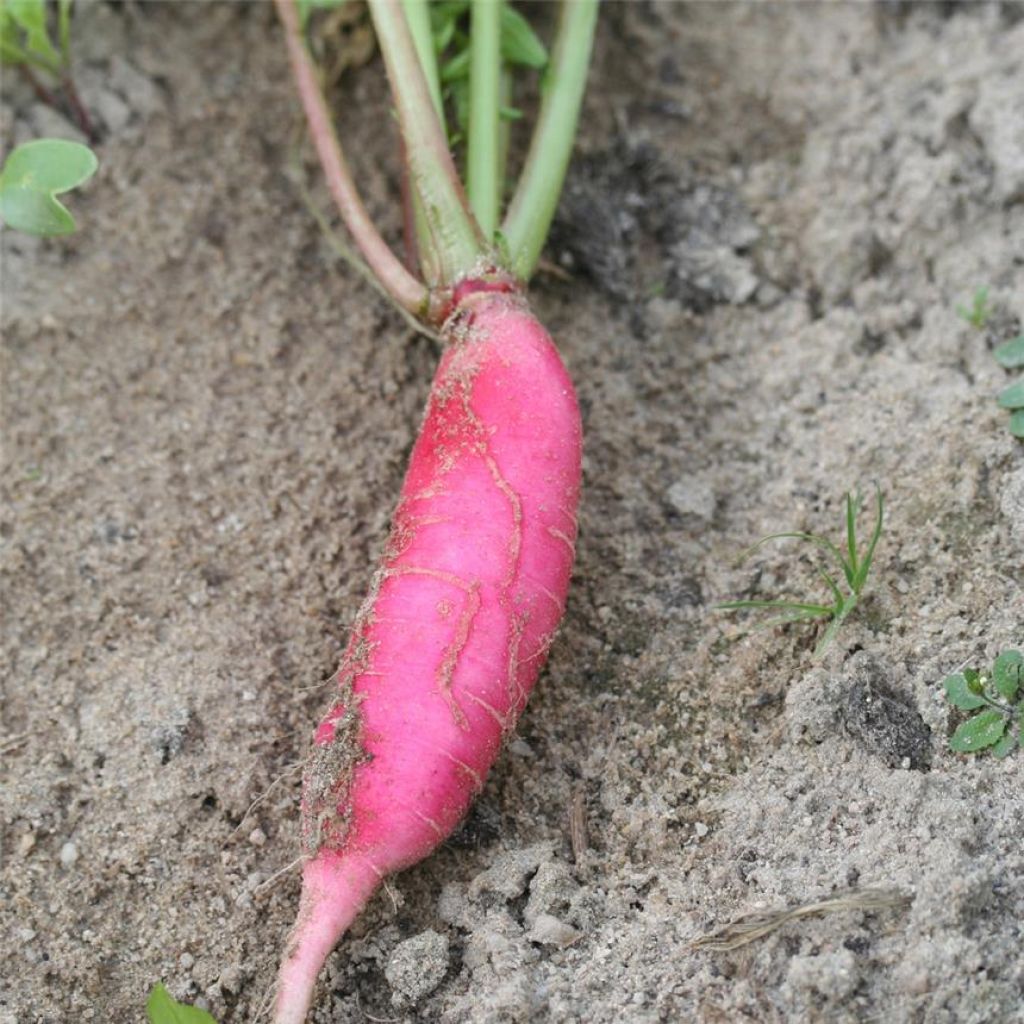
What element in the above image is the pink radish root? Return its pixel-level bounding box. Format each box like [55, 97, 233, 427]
[273, 284, 582, 1023]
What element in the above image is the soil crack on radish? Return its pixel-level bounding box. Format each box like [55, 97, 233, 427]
[301, 679, 365, 857]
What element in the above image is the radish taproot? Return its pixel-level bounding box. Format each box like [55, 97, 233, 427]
[271, 1, 597, 1019]
[275, 284, 581, 1022]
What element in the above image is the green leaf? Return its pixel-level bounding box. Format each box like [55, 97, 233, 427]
[845, 492, 859, 576]
[1010, 409, 1024, 439]
[0, 138, 97, 236]
[433, 12, 456, 52]
[441, 46, 470, 83]
[501, 5, 547, 68]
[997, 378, 1024, 410]
[432, 0, 469, 21]
[944, 673, 986, 711]
[146, 984, 218, 1024]
[715, 599, 834, 616]
[4, 0, 60, 68]
[446, 74, 470, 136]
[1, 8, 29, 64]
[956, 286, 990, 329]
[992, 650, 1023, 701]
[993, 334, 1024, 369]
[852, 487, 884, 594]
[991, 732, 1018, 759]
[949, 709, 1006, 753]
[57, 0, 71, 61]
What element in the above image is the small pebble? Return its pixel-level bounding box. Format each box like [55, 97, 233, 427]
[248, 827, 267, 847]
[60, 842, 79, 867]
[180, 952, 195, 971]
[385, 930, 449, 1005]
[528, 913, 582, 948]
[694, 822, 710, 838]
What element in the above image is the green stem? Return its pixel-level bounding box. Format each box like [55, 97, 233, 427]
[368, 0, 484, 289]
[502, 0, 598, 280]
[399, 0, 444, 279]
[400, 0, 444, 125]
[498, 66, 512, 203]
[275, 0, 429, 316]
[58, 0, 72, 66]
[467, 0, 501, 240]
[6, 43, 63, 78]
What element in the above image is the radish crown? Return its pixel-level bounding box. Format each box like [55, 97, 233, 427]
[276, 0, 598, 322]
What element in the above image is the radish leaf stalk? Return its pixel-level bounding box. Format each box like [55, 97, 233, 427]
[502, 0, 598, 279]
[466, 0, 501, 238]
[276, 0, 429, 316]
[401, 0, 444, 123]
[368, 0, 484, 288]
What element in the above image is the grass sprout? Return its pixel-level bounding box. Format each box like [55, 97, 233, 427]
[956, 286, 992, 329]
[992, 333, 1024, 440]
[718, 488, 884, 659]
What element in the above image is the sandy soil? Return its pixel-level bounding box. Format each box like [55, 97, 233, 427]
[2, 2, 1023, 1022]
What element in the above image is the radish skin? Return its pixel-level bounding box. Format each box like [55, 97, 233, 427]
[274, 284, 581, 1023]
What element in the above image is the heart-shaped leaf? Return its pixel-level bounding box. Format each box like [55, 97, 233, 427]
[992, 732, 1018, 759]
[944, 672, 986, 711]
[997, 378, 1024, 410]
[949, 709, 1006, 753]
[0, 139, 98, 236]
[146, 983, 218, 1024]
[1010, 409, 1024, 439]
[993, 650, 1022, 701]
[993, 335, 1024, 369]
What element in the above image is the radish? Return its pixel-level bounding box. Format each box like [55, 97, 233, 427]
[271, 2, 597, 1020]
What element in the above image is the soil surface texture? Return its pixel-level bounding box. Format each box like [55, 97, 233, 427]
[2, 3, 1023, 1023]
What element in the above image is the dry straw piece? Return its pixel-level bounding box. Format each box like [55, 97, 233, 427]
[692, 887, 912, 952]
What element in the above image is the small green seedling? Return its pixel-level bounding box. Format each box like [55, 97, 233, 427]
[718, 488, 884, 659]
[1, 0, 95, 139]
[992, 334, 1024, 440]
[994, 334, 1024, 370]
[944, 650, 1023, 758]
[956, 286, 992, 329]
[146, 983, 218, 1024]
[0, 138, 97, 235]
[1, 0, 69, 73]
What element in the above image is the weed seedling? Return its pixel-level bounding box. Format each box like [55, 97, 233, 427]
[718, 488, 884, 659]
[1, 0, 96, 139]
[944, 650, 1023, 758]
[0, 138, 97, 235]
[146, 983, 217, 1023]
[956, 286, 992, 329]
[992, 333, 1024, 440]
